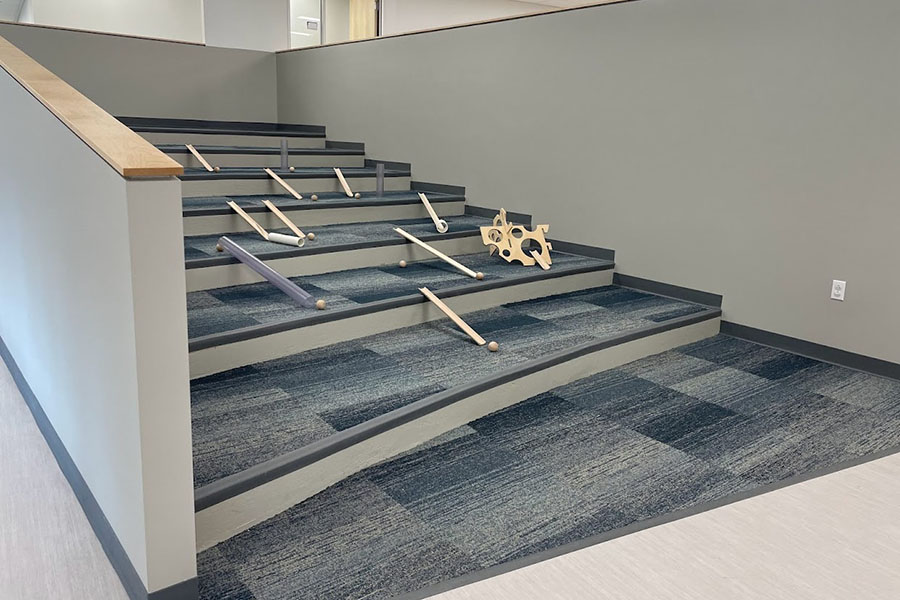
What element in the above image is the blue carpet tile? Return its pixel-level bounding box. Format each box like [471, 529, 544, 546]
[190, 286, 708, 488]
[182, 190, 460, 212]
[197, 335, 900, 600]
[183, 215, 490, 261]
[187, 251, 609, 339]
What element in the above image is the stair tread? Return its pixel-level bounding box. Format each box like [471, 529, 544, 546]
[196, 335, 899, 600]
[187, 251, 612, 341]
[182, 190, 463, 215]
[159, 144, 364, 155]
[180, 166, 409, 180]
[190, 286, 712, 489]
[184, 215, 491, 265]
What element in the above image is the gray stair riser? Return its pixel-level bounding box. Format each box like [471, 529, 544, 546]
[194, 316, 721, 551]
[182, 201, 466, 236]
[185, 236, 487, 292]
[169, 153, 366, 169]
[181, 176, 411, 198]
[139, 131, 326, 148]
[188, 269, 614, 378]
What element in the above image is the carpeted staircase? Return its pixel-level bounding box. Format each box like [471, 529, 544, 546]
[118, 117, 899, 600]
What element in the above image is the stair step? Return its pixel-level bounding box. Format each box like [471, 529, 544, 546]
[192, 285, 720, 549]
[196, 335, 900, 600]
[180, 166, 411, 197]
[160, 144, 366, 168]
[184, 215, 494, 292]
[182, 190, 466, 236]
[187, 250, 615, 377]
[119, 116, 327, 148]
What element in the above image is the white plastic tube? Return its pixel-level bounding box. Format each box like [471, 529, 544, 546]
[267, 232, 305, 247]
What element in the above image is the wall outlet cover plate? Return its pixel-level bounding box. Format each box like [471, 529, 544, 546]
[831, 280, 846, 301]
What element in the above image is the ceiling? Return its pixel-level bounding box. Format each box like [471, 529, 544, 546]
[525, 0, 606, 7]
[0, 0, 26, 22]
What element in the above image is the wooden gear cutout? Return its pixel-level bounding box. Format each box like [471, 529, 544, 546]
[480, 208, 553, 267]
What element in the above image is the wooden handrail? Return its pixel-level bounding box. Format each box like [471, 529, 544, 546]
[0, 34, 183, 177]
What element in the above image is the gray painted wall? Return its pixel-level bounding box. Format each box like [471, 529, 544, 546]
[0, 22, 278, 121]
[0, 67, 196, 593]
[276, 0, 900, 365]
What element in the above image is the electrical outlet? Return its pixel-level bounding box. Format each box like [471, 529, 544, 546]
[831, 280, 846, 301]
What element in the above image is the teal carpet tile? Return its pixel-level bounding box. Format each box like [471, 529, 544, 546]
[198, 335, 900, 600]
[190, 286, 707, 488]
[186, 251, 609, 339]
[183, 215, 491, 261]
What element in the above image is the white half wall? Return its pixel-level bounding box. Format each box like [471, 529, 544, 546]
[0, 64, 196, 595]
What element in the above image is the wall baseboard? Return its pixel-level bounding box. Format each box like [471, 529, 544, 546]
[0, 335, 198, 600]
[613, 273, 722, 308]
[720, 322, 900, 382]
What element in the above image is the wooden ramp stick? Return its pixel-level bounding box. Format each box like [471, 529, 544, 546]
[262, 200, 314, 241]
[418, 192, 449, 233]
[419, 287, 486, 346]
[225, 201, 303, 247]
[333, 167, 355, 197]
[264, 167, 303, 201]
[394, 227, 483, 280]
[185, 144, 214, 172]
[530, 250, 551, 270]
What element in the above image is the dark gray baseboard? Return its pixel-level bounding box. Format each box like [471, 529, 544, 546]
[550, 239, 615, 262]
[0, 334, 198, 600]
[326, 139, 365, 151]
[721, 321, 900, 382]
[613, 273, 723, 308]
[411, 180, 466, 195]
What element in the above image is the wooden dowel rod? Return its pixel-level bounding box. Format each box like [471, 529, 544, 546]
[264, 167, 303, 201]
[262, 199, 306, 239]
[333, 167, 354, 197]
[530, 250, 551, 270]
[227, 200, 269, 240]
[394, 227, 482, 279]
[185, 144, 214, 172]
[419, 287, 486, 346]
[418, 192, 448, 233]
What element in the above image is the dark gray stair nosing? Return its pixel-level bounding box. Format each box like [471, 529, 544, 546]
[185, 228, 482, 269]
[179, 168, 410, 181]
[182, 193, 466, 218]
[117, 116, 325, 136]
[411, 181, 466, 196]
[193, 306, 721, 511]
[188, 257, 614, 352]
[161, 145, 365, 156]
[326, 140, 366, 151]
[365, 158, 413, 171]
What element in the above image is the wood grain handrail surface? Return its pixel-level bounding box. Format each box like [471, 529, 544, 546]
[0, 34, 183, 177]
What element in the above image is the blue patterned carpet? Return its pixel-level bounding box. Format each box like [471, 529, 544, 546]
[191, 286, 708, 489]
[187, 251, 610, 339]
[198, 335, 900, 600]
[184, 215, 490, 261]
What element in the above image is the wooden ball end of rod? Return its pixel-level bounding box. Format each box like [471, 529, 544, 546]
[316, 299, 326, 310]
[399, 260, 407, 268]
[488, 341, 499, 352]
[214, 166, 221, 172]
[354, 192, 361, 199]
[307, 232, 316, 240]
[476, 272, 484, 280]
[289, 166, 295, 172]
[215, 243, 224, 252]
[311, 194, 318, 201]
